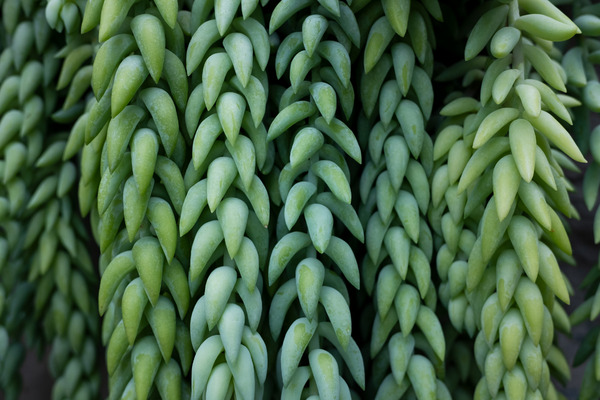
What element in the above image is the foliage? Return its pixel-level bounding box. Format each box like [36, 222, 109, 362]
[0, 0, 599, 399]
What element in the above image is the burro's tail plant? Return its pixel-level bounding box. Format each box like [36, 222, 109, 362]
[431, 0, 585, 398]
[265, 1, 366, 398]
[81, 0, 195, 398]
[82, 0, 275, 397]
[0, 0, 100, 399]
[183, 2, 272, 399]
[356, 0, 448, 398]
[2, 0, 600, 399]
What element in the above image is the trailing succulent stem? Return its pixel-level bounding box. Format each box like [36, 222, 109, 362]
[356, 1, 448, 398]
[1, 0, 600, 399]
[0, 1, 100, 399]
[431, 0, 583, 398]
